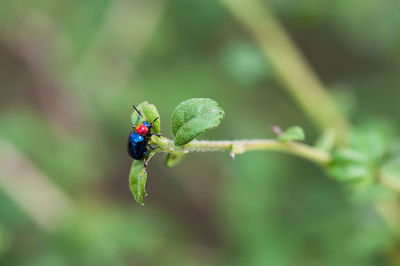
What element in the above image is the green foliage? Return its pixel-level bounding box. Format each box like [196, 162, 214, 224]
[278, 126, 305, 142]
[129, 160, 147, 206]
[332, 148, 367, 163]
[349, 125, 391, 162]
[129, 151, 156, 206]
[171, 98, 225, 145]
[128, 101, 398, 209]
[129, 98, 226, 203]
[128, 98, 227, 204]
[325, 124, 400, 206]
[327, 125, 395, 188]
[328, 147, 371, 183]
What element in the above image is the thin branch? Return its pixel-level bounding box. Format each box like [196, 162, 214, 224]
[151, 137, 331, 166]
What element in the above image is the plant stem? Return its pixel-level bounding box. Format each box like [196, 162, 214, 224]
[151, 137, 331, 166]
[220, 0, 351, 144]
[154, 136, 400, 235]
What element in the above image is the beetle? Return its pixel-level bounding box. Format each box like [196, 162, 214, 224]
[127, 105, 159, 166]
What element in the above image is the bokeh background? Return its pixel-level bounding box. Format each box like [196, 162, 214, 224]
[1, 0, 400, 265]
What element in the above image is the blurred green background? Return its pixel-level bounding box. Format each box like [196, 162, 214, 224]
[1, 0, 400, 265]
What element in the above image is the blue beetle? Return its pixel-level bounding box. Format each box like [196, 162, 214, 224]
[127, 105, 159, 163]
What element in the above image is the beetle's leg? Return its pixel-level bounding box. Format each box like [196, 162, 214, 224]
[148, 144, 155, 151]
[143, 160, 147, 168]
[139, 166, 147, 179]
[150, 133, 162, 137]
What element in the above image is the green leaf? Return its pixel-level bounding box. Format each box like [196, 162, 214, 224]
[171, 98, 225, 146]
[165, 152, 185, 168]
[129, 151, 156, 205]
[332, 148, 367, 164]
[278, 126, 305, 142]
[328, 164, 370, 183]
[349, 124, 393, 162]
[131, 101, 160, 134]
[129, 160, 147, 205]
[327, 148, 371, 184]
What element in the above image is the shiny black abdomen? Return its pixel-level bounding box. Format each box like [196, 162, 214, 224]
[128, 131, 149, 160]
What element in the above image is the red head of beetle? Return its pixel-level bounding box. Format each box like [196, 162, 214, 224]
[136, 123, 149, 136]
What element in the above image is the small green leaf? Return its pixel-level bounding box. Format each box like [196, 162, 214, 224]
[131, 102, 160, 134]
[129, 151, 156, 205]
[328, 164, 370, 183]
[332, 148, 367, 163]
[327, 148, 371, 184]
[171, 98, 224, 146]
[165, 152, 185, 168]
[129, 161, 147, 205]
[349, 125, 391, 162]
[278, 126, 305, 142]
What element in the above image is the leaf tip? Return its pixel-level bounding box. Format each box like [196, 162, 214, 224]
[278, 126, 305, 142]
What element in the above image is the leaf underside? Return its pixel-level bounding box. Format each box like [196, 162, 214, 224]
[129, 160, 147, 205]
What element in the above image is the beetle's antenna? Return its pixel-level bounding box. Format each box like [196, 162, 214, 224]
[132, 104, 145, 119]
[150, 117, 159, 124]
